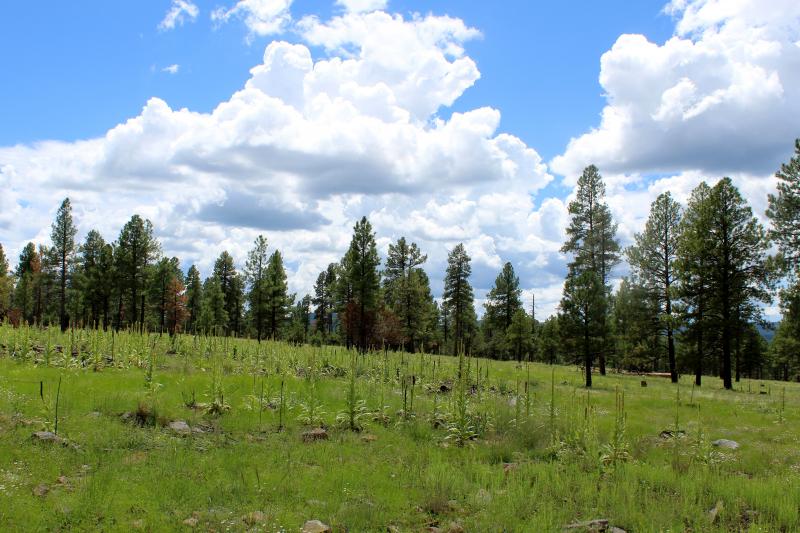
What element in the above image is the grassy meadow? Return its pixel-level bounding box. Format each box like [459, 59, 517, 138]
[1, 324, 799, 532]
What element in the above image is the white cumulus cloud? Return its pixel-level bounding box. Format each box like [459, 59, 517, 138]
[159, 0, 199, 31]
[212, 0, 293, 41]
[551, 0, 800, 180]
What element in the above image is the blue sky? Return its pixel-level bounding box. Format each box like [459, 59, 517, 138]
[1, 0, 673, 161]
[1, 0, 798, 318]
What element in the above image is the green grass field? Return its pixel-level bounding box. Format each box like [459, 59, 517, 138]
[1, 325, 798, 532]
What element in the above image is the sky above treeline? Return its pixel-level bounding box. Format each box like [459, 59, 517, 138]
[1, 0, 799, 319]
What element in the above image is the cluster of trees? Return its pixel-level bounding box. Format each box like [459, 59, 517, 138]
[555, 141, 800, 388]
[2, 140, 800, 387]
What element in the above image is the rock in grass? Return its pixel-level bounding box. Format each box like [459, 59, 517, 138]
[302, 427, 328, 442]
[712, 439, 739, 449]
[302, 519, 332, 533]
[169, 420, 192, 435]
[32, 483, 49, 497]
[708, 500, 724, 523]
[32, 431, 62, 444]
[182, 516, 199, 527]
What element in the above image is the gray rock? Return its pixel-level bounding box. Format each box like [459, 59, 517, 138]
[302, 520, 331, 533]
[169, 420, 191, 435]
[712, 439, 739, 449]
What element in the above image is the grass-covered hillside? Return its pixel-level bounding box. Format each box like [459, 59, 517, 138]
[1, 325, 798, 532]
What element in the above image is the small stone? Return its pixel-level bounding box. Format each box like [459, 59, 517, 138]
[169, 420, 192, 435]
[708, 500, 724, 523]
[182, 516, 199, 527]
[32, 431, 61, 443]
[302, 428, 329, 443]
[712, 439, 739, 449]
[33, 483, 49, 497]
[302, 519, 332, 533]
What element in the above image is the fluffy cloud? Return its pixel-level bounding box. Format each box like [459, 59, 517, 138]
[162, 64, 180, 74]
[551, 0, 800, 180]
[212, 0, 294, 40]
[335, 0, 387, 14]
[159, 0, 199, 31]
[0, 7, 558, 315]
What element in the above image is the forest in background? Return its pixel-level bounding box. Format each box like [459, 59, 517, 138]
[1, 139, 800, 388]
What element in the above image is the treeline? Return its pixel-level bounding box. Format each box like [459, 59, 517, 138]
[1, 141, 800, 387]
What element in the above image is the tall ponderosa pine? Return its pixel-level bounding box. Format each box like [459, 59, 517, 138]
[342, 217, 381, 352]
[185, 265, 202, 332]
[706, 178, 772, 389]
[313, 263, 337, 338]
[79, 230, 115, 328]
[627, 192, 682, 382]
[14, 243, 40, 323]
[264, 250, 290, 339]
[383, 237, 428, 351]
[51, 198, 77, 330]
[198, 276, 227, 334]
[150, 257, 182, 334]
[116, 215, 160, 331]
[561, 165, 620, 375]
[676, 182, 714, 385]
[443, 243, 476, 352]
[767, 139, 800, 272]
[245, 235, 270, 341]
[484, 262, 523, 358]
[213, 251, 243, 335]
[560, 267, 606, 387]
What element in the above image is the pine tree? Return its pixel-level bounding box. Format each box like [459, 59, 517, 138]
[79, 230, 115, 328]
[676, 182, 714, 386]
[560, 267, 606, 387]
[116, 215, 160, 331]
[150, 257, 182, 334]
[506, 308, 533, 363]
[706, 178, 772, 389]
[264, 250, 290, 339]
[627, 192, 682, 382]
[165, 276, 188, 335]
[342, 217, 381, 352]
[484, 262, 523, 358]
[51, 198, 77, 330]
[213, 251, 242, 335]
[561, 165, 620, 374]
[14, 243, 43, 324]
[198, 276, 227, 334]
[383, 237, 428, 351]
[244, 235, 270, 341]
[443, 243, 476, 353]
[767, 139, 800, 273]
[611, 277, 660, 372]
[185, 265, 202, 333]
